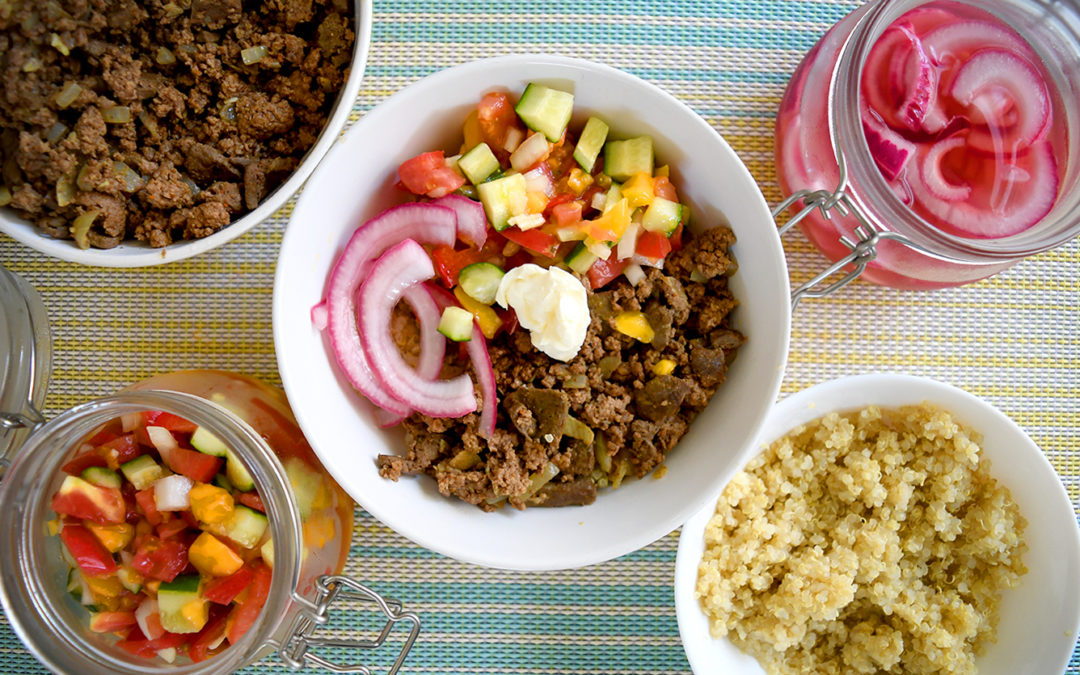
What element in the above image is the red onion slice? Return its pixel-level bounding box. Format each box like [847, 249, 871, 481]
[430, 194, 487, 248]
[323, 203, 457, 414]
[358, 239, 476, 417]
[920, 136, 972, 202]
[894, 23, 939, 131]
[863, 111, 916, 181]
[950, 49, 1050, 155]
[923, 20, 1033, 66]
[465, 324, 497, 439]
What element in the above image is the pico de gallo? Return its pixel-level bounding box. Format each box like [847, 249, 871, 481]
[49, 400, 341, 664]
[317, 83, 690, 433]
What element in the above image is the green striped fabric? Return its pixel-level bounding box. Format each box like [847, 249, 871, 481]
[0, 0, 1078, 673]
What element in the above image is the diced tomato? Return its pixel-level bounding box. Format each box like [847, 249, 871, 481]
[61, 451, 108, 476]
[669, 223, 684, 252]
[653, 175, 678, 201]
[477, 92, 519, 152]
[135, 488, 163, 526]
[87, 422, 122, 447]
[496, 307, 519, 336]
[142, 411, 198, 434]
[156, 518, 188, 540]
[542, 192, 574, 218]
[163, 445, 223, 483]
[551, 200, 583, 226]
[132, 537, 189, 583]
[429, 244, 486, 288]
[89, 610, 137, 634]
[235, 491, 265, 513]
[189, 610, 230, 663]
[97, 434, 141, 468]
[397, 151, 465, 199]
[226, 562, 272, 645]
[587, 257, 629, 290]
[504, 248, 533, 270]
[500, 227, 559, 258]
[636, 230, 673, 260]
[60, 523, 118, 577]
[116, 630, 190, 657]
[51, 477, 127, 524]
[180, 509, 200, 529]
[203, 565, 256, 605]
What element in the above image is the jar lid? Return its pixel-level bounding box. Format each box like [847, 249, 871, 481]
[0, 265, 51, 466]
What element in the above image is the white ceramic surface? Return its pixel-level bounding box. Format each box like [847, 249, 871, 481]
[0, 3, 372, 267]
[675, 374, 1080, 675]
[273, 55, 792, 570]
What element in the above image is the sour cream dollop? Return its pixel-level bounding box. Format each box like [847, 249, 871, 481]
[494, 263, 590, 362]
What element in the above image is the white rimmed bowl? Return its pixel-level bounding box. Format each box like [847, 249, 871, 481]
[0, 3, 372, 267]
[273, 55, 791, 570]
[675, 373, 1080, 674]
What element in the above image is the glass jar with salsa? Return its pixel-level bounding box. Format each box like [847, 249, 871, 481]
[775, 0, 1080, 292]
[0, 267, 418, 673]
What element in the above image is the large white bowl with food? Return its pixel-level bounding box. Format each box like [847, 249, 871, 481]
[675, 374, 1080, 674]
[273, 55, 791, 570]
[0, 3, 371, 267]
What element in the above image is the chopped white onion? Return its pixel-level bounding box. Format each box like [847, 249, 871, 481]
[586, 238, 612, 260]
[120, 413, 141, 433]
[510, 132, 550, 172]
[617, 222, 640, 260]
[556, 226, 586, 242]
[156, 648, 177, 664]
[629, 253, 664, 269]
[135, 597, 164, 640]
[523, 166, 555, 197]
[146, 426, 178, 464]
[153, 474, 193, 511]
[590, 191, 607, 211]
[624, 263, 646, 285]
[508, 213, 546, 230]
[503, 126, 524, 153]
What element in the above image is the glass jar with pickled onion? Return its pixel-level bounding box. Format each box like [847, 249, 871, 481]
[775, 0, 1080, 290]
[0, 270, 418, 673]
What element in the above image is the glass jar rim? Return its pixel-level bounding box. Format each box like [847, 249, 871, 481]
[0, 390, 304, 674]
[830, 0, 1080, 261]
[0, 265, 51, 464]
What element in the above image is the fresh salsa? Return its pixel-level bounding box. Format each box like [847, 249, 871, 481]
[50, 406, 334, 664]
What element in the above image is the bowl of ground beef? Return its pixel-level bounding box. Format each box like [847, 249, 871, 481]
[0, 0, 370, 266]
[273, 55, 792, 570]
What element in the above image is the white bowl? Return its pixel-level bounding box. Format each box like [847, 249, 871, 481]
[675, 374, 1080, 675]
[273, 55, 791, 570]
[0, 4, 372, 267]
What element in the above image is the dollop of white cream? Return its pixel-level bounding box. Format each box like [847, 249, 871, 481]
[494, 263, 590, 362]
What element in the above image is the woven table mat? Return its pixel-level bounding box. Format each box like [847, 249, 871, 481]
[1, 0, 1078, 672]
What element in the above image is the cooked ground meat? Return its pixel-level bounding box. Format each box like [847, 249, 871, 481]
[0, 0, 353, 249]
[377, 226, 746, 511]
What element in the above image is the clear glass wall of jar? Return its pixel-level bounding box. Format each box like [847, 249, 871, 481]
[0, 373, 418, 673]
[0, 265, 51, 466]
[775, 0, 1080, 290]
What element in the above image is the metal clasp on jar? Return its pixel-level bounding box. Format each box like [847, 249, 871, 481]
[278, 576, 420, 673]
[774, 147, 932, 309]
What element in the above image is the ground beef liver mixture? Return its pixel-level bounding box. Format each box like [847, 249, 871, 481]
[0, 0, 353, 249]
[377, 225, 746, 511]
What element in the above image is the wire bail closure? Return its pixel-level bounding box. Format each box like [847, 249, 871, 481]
[280, 575, 420, 673]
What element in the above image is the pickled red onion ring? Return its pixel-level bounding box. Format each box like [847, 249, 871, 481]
[863, 112, 915, 181]
[358, 239, 476, 417]
[920, 136, 971, 202]
[950, 49, 1050, 155]
[430, 194, 487, 248]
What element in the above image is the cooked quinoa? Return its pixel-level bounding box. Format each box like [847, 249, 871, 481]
[696, 403, 1027, 674]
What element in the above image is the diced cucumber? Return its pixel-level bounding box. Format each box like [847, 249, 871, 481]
[602, 182, 622, 214]
[117, 566, 142, 593]
[641, 197, 683, 236]
[190, 426, 228, 457]
[81, 466, 121, 490]
[573, 116, 609, 172]
[158, 574, 206, 634]
[261, 538, 275, 569]
[213, 472, 234, 492]
[225, 448, 254, 492]
[477, 172, 527, 231]
[604, 136, 654, 181]
[458, 262, 504, 304]
[458, 142, 500, 184]
[219, 505, 268, 549]
[515, 83, 574, 142]
[438, 306, 475, 343]
[66, 568, 82, 601]
[566, 242, 599, 274]
[120, 455, 164, 491]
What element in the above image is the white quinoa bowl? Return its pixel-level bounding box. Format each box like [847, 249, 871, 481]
[0, 3, 371, 267]
[272, 55, 791, 570]
[674, 374, 1080, 674]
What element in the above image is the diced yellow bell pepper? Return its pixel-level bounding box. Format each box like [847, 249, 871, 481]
[587, 198, 631, 242]
[613, 311, 655, 343]
[567, 167, 594, 196]
[189, 483, 234, 525]
[180, 599, 209, 633]
[303, 513, 337, 550]
[525, 190, 549, 214]
[454, 286, 502, 338]
[86, 522, 135, 553]
[145, 579, 161, 594]
[188, 532, 244, 577]
[462, 109, 482, 153]
[654, 165, 670, 178]
[47, 518, 60, 536]
[621, 172, 655, 209]
[652, 359, 676, 376]
[86, 573, 125, 601]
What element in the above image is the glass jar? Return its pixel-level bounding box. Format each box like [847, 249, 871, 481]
[0, 267, 419, 673]
[0, 265, 50, 465]
[775, 0, 1080, 292]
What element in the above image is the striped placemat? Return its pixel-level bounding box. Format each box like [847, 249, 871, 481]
[1, 0, 1077, 673]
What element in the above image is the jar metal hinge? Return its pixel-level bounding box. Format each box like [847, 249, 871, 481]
[280, 575, 420, 673]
